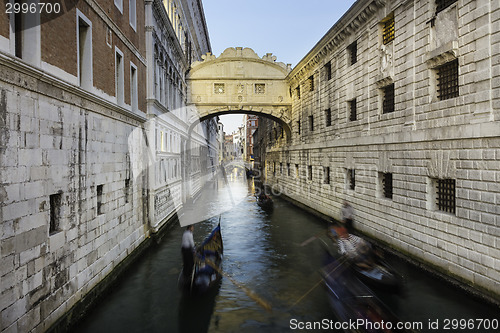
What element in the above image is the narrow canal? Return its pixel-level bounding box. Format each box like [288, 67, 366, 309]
[74, 172, 499, 332]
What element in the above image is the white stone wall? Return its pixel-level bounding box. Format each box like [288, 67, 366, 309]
[0, 64, 147, 331]
[266, 0, 500, 300]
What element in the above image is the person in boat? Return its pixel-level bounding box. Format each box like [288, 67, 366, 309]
[181, 225, 195, 279]
[340, 201, 354, 232]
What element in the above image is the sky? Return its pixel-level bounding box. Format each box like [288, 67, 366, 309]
[202, 0, 357, 134]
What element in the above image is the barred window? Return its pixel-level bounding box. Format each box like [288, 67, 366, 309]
[255, 83, 265, 94]
[437, 59, 459, 100]
[295, 164, 299, 178]
[309, 75, 314, 91]
[382, 83, 395, 114]
[437, 179, 455, 214]
[296, 86, 301, 99]
[324, 167, 330, 184]
[308, 166, 313, 181]
[297, 120, 301, 135]
[347, 41, 357, 65]
[280, 163, 283, 174]
[348, 169, 355, 190]
[436, 0, 457, 14]
[349, 99, 357, 121]
[214, 83, 225, 94]
[324, 62, 332, 81]
[382, 173, 393, 199]
[309, 115, 314, 132]
[325, 108, 332, 127]
[382, 14, 395, 45]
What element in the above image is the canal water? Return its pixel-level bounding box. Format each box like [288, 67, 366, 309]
[74, 172, 499, 333]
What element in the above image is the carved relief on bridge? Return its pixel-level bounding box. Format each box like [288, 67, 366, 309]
[187, 47, 292, 129]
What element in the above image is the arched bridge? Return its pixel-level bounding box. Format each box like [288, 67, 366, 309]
[187, 47, 292, 137]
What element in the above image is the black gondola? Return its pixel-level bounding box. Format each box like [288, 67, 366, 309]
[336, 232, 402, 291]
[322, 254, 417, 333]
[256, 194, 273, 211]
[179, 223, 223, 294]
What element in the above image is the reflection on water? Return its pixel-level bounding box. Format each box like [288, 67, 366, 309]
[75, 176, 499, 333]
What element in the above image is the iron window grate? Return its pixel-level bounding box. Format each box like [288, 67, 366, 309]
[309, 115, 314, 132]
[436, 178, 455, 214]
[349, 99, 357, 121]
[383, 84, 395, 114]
[383, 173, 393, 199]
[348, 169, 355, 190]
[348, 41, 357, 65]
[383, 15, 395, 44]
[437, 59, 459, 100]
[326, 108, 332, 127]
[325, 62, 332, 81]
[436, 0, 457, 14]
[309, 75, 314, 91]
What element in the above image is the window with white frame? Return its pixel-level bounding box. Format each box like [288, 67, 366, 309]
[114, 0, 123, 13]
[129, 0, 137, 30]
[77, 11, 92, 90]
[130, 63, 138, 112]
[115, 48, 124, 106]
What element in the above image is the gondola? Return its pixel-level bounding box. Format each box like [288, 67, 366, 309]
[256, 194, 273, 211]
[322, 254, 416, 333]
[335, 231, 402, 291]
[179, 223, 223, 294]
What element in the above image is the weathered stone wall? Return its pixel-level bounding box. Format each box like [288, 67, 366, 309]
[263, 0, 500, 300]
[0, 58, 147, 332]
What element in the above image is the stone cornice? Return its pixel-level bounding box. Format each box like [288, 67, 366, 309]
[288, 0, 385, 85]
[0, 52, 146, 124]
[190, 47, 292, 75]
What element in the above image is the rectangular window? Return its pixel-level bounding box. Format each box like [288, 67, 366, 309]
[349, 99, 357, 121]
[280, 163, 283, 175]
[78, 14, 92, 90]
[436, 0, 457, 14]
[97, 185, 104, 215]
[324, 62, 332, 81]
[297, 120, 301, 135]
[382, 83, 395, 114]
[324, 167, 330, 184]
[308, 75, 314, 91]
[130, 63, 138, 112]
[273, 162, 276, 177]
[255, 83, 265, 94]
[348, 169, 355, 190]
[287, 163, 291, 176]
[308, 166, 313, 181]
[129, 0, 137, 30]
[325, 108, 332, 127]
[295, 164, 299, 178]
[115, 48, 124, 106]
[309, 115, 314, 132]
[49, 193, 62, 234]
[381, 172, 393, 199]
[14, 7, 23, 58]
[296, 86, 301, 99]
[347, 41, 357, 65]
[124, 179, 130, 203]
[382, 14, 395, 45]
[437, 59, 459, 100]
[436, 178, 456, 214]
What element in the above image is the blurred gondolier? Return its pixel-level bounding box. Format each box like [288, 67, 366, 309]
[341, 201, 354, 232]
[181, 225, 195, 279]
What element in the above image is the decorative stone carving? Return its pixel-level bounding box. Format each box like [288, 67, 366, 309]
[380, 43, 393, 79]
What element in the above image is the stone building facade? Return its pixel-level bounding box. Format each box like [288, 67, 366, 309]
[262, 0, 500, 301]
[0, 0, 214, 331]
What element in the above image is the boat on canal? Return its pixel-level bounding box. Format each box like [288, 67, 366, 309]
[321, 254, 416, 333]
[333, 226, 402, 292]
[256, 193, 273, 211]
[179, 223, 223, 294]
